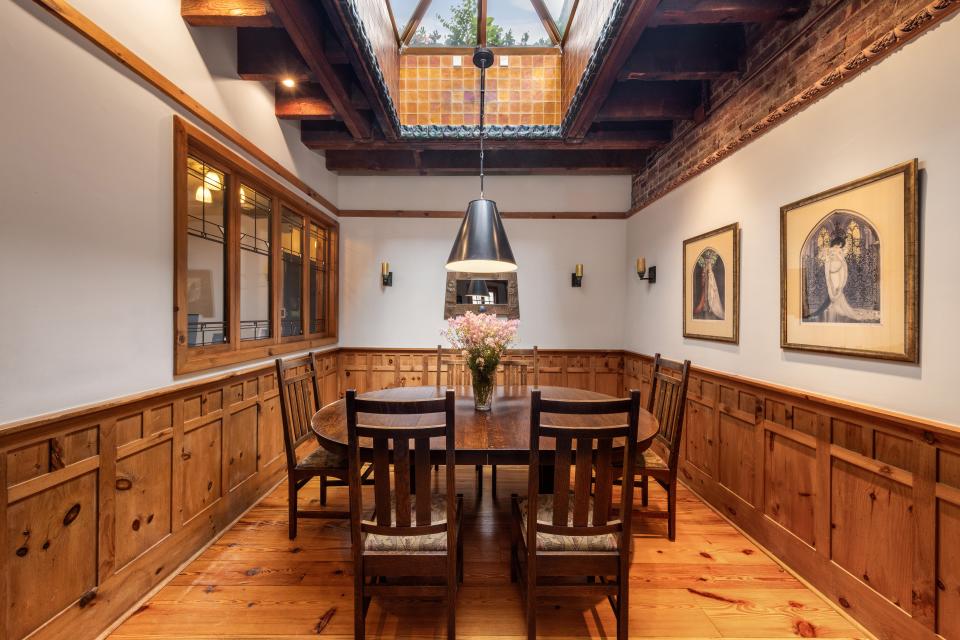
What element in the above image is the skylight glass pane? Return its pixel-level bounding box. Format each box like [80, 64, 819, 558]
[544, 0, 576, 35]
[410, 0, 478, 47]
[487, 0, 552, 46]
[390, 0, 422, 36]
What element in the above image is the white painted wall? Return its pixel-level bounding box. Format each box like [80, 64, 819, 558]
[340, 217, 628, 349]
[0, 0, 338, 423]
[623, 15, 960, 425]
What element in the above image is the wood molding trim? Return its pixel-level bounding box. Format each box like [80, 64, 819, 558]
[31, 0, 339, 216]
[628, 0, 960, 216]
[337, 209, 629, 220]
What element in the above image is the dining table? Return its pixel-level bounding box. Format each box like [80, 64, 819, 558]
[310, 385, 661, 467]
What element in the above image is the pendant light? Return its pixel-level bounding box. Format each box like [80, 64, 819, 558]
[445, 47, 517, 273]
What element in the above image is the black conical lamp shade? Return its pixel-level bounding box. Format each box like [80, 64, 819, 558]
[445, 198, 517, 273]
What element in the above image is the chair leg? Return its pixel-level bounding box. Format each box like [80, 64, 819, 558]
[617, 571, 629, 639]
[320, 475, 328, 506]
[667, 480, 677, 541]
[287, 474, 298, 540]
[526, 564, 537, 640]
[447, 557, 458, 638]
[491, 465, 497, 498]
[354, 575, 366, 640]
[641, 473, 649, 507]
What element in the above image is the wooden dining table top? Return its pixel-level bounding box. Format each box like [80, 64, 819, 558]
[311, 385, 660, 465]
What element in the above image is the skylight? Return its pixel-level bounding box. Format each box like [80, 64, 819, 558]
[487, 0, 552, 46]
[392, 0, 569, 49]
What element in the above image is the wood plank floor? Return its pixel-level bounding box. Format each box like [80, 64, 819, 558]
[110, 467, 869, 639]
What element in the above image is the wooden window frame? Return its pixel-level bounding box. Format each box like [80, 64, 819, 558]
[174, 116, 338, 375]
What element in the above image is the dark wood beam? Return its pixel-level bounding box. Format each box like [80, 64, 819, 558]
[565, 0, 660, 139]
[275, 84, 336, 119]
[650, 0, 809, 26]
[530, 0, 561, 45]
[320, 0, 399, 139]
[271, 0, 373, 139]
[400, 0, 432, 45]
[620, 25, 744, 81]
[301, 121, 671, 150]
[237, 28, 310, 81]
[478, 0, 487, 47]
[597, 81, 702, 121]
[324, 149, 648, 174]
[181, 0, 279, 27]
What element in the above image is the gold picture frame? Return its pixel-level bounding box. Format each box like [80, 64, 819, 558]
[683, 223, 740, 343]
[780, 159, 919, 361]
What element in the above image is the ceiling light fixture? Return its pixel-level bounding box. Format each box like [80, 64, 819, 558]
[281, 77, 296, 88]
[445, 47, 517, 274]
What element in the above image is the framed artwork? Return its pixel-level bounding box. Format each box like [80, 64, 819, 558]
[780, 159, 919, 361]
[683, 223, 740, 343]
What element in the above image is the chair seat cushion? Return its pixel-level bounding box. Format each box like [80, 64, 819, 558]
[638, 448, 669, 471]
[296, 446, 347, 472]
[363, 495, 454, 553]
[519, 494, 619, 552]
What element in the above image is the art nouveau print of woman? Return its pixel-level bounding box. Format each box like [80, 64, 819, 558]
[801, 210, 881, 324]
[692, 248, 725, 321]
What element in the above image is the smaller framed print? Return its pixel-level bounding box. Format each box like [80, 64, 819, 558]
[684, 223, 740, 343]
[780, 159, 919, 361]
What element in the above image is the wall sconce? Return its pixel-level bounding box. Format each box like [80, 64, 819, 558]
[381, 262, 393, 287]
[636, 258, 656, 283]
[571, 263, 583, 287]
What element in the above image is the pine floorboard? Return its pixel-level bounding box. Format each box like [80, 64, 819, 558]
[109, 467, 870, 639]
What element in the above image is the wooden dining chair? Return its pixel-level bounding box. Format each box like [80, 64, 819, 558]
[485, 351, 536, 497]
[511, 389, 641, 640]
[346, 389, 463, 639]
[276, 355, 351, 539]
[632, 354, 691, 541]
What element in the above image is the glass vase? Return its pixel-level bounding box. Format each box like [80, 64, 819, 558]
[471, 366, 496, 412]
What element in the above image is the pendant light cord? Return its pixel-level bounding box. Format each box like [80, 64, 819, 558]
[479, 63, 486, 198]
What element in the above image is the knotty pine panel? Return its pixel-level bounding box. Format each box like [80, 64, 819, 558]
[115, 441, 173, 569]
[763, 432, 816, 547]
[225, 404, 258, 490]
[718, 411, 757, 506]
[7, 471, 98, 639]
[7, 441, 49, 485]
[830, 459, 913, 610]
[181, 419, 223, 524]
[683, 399, 715, 477]
[257, 396, 283, 470]
[941, 450, 960, 489]
[938, 499, 960, 637]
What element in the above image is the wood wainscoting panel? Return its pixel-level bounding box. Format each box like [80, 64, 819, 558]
[938, 496, 960, 637]
[0, 362, 284, 640]
[829, 459, 914, 610]
[7, 470, 99, 640]
[181, 419, 223, 524]
[683, 396, 715, 477]
[718, 411, 758, 506]
[114, 441, 173, 569]
[763, 430, 816, 547]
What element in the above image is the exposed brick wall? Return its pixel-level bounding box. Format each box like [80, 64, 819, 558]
[630, 0, 959, 212]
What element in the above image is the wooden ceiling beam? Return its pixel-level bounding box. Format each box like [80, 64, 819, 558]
[400, 0, 433, 46]
[237, 28, 310, 81]
[597, 81, 702, 121]
[529, 0, 561, 45]
[271, 0, 373, 139]
[324, 149, 649, 174]
[275, 83, 336, 119]
[181, 0, 279, 27]
[650, 0, 810, 26]
[301, 121, 671, 151]
[620, 24, 744, 81]
[565, 0, 660, 139]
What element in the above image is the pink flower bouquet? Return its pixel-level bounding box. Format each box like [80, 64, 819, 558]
[443, 312, 519, 410]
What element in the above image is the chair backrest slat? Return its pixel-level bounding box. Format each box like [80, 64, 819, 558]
[572, 436, 593, 527]
[346, 389, 456, 540]
[276, 355, 322, 471]
[528, 389, 641, 542]
[647, 354, 692, 470]
[551, 434, 572, 526]
[532, 345, 540, 386]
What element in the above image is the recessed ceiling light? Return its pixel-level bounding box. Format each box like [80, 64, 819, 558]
[281, 78, 296, 88]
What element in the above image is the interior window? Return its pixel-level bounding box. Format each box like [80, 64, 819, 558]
[280, 208, 304, 337]
[239, 183, 272, 341]
[186, 156, 228, 346]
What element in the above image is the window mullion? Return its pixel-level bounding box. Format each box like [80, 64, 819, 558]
[226, 171, 241, 350]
